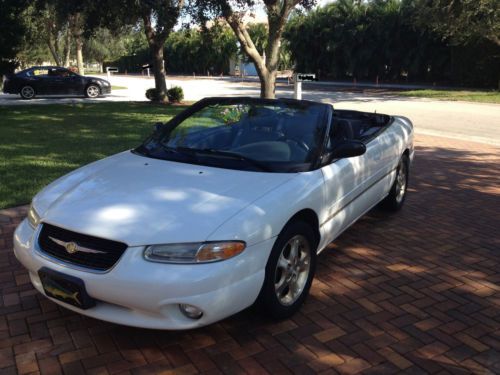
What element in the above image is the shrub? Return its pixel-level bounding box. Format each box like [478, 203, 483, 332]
[167, 86, 184, 103]
[145, 88, 160, 101]
[146, 86, 184, 102]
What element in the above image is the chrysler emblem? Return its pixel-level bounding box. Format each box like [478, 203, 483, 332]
[48, 236, 107, 255]
[65, 242, 78, 254]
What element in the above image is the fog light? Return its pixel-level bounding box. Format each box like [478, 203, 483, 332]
[179, 304, 203, 319]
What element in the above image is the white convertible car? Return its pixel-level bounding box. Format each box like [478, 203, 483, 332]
[14, 97, 414, 329]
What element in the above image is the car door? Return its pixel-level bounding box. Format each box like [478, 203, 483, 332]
[364, 123, 399, 194]
[28, 68, 50, 94]
[39, 68, 63, 95]
[49, 68, 74, 95]
[61, 70, 84, 95]
[319, 119, 385, 244]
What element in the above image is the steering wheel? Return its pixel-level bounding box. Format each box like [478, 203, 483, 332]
[285, 137, 310, 152]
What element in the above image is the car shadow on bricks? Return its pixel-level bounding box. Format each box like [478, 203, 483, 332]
[312, 142, 500, 373]
[1, 137, 499, 374]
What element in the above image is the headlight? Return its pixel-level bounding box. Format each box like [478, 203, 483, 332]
[144, 241, 246, 264]
[27, 203, 41, 229]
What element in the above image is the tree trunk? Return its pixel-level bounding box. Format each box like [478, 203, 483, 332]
[260, 70, 277, 98]
[71, 13, 84, 75]
[47, 40, 62, 66]
[75, 35, 84, 75]
[490, 34, 500, 48]
[46, 20, 61, 66]
[224, 2, 293, 99]
[142, 10, 169, 102]
[226, 16, 272, 98]
[151, 43, 168, 102]
[63, 26, 71, 67]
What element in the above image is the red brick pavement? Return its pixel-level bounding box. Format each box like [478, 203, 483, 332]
[1, 135, 499, 375]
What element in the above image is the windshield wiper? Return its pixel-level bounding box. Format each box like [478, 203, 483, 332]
[158, 145, 200, 160]
[176, 147, 272, 172]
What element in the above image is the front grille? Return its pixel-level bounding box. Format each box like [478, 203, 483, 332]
[38, 224, 127, 271]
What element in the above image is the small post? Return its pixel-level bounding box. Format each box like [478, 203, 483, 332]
[293, 74, 302, 100]
[146, 68, 150, 78]
[106, 67, 119, 80]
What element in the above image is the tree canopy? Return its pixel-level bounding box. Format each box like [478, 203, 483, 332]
[85, 0, 185, 101]
[0, 0, 29, 75]
[191, 0, 317, 98]
[5, 0, 500, 89]
[284, 0, 500, 87]
[413, 0, 500, 47]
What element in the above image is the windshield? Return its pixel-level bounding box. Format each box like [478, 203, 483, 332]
[135, 98, 329, 172]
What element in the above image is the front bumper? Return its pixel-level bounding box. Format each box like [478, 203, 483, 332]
[14, 219, 273, 329]
[100, 85, 111, 95]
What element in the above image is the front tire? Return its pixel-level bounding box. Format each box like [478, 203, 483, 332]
[257, 221, 317, 319]
[20, 85, 35, 100]
[85, 84, 100, 98]
[381, 154, 409, 212]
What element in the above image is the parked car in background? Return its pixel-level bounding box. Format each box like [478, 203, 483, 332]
[2, 66, 111, 99]
[14, 97, 414, 329]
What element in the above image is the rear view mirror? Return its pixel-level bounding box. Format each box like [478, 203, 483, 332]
[330, 140, 366, 159]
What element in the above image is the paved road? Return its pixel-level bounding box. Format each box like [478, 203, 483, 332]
[1, 134, 499, 374]
[1, 75, 499, 146]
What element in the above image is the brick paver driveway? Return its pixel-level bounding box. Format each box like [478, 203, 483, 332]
[1, 135, 499, 375]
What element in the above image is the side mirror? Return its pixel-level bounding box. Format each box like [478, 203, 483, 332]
[329, 140, 366, 160]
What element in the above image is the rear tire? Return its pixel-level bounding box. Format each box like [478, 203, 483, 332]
[256, 220, 317, 319]
[381, 154, 409, 212]
[85, 84, 100, 98]
[20, 85, 35, 100]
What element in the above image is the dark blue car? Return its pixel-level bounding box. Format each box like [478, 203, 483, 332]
[2, 66, 111, 99]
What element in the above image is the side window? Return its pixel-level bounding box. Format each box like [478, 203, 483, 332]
[30, 69, 49, 77]
[55, 69, 71, 77]
[47, 68, 60, 77]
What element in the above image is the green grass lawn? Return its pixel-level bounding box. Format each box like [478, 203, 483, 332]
[397, 89, 500, 104]
[0, 102, 187, 209]
[111, 85, 127, 90]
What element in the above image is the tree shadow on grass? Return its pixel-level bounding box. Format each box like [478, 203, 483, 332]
[0, 103, 188, 208]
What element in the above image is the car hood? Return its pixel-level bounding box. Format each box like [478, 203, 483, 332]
[34, 151, 294, 246]
[86, 76, 109, 84]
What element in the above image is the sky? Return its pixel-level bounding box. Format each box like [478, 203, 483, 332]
[232, 0, 335, 25]
[178, 0, 335, 28]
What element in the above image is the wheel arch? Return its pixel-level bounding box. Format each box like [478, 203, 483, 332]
[85, 82, 100, 89]
[85, 83, 101, 98]
[284, 209, 320, 249]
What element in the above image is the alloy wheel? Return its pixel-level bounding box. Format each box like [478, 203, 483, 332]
[274, 235, 311, 306]
[21, 86, 35, 99]
[395, 159, 407, 203]
[86, 85, 100, 98]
